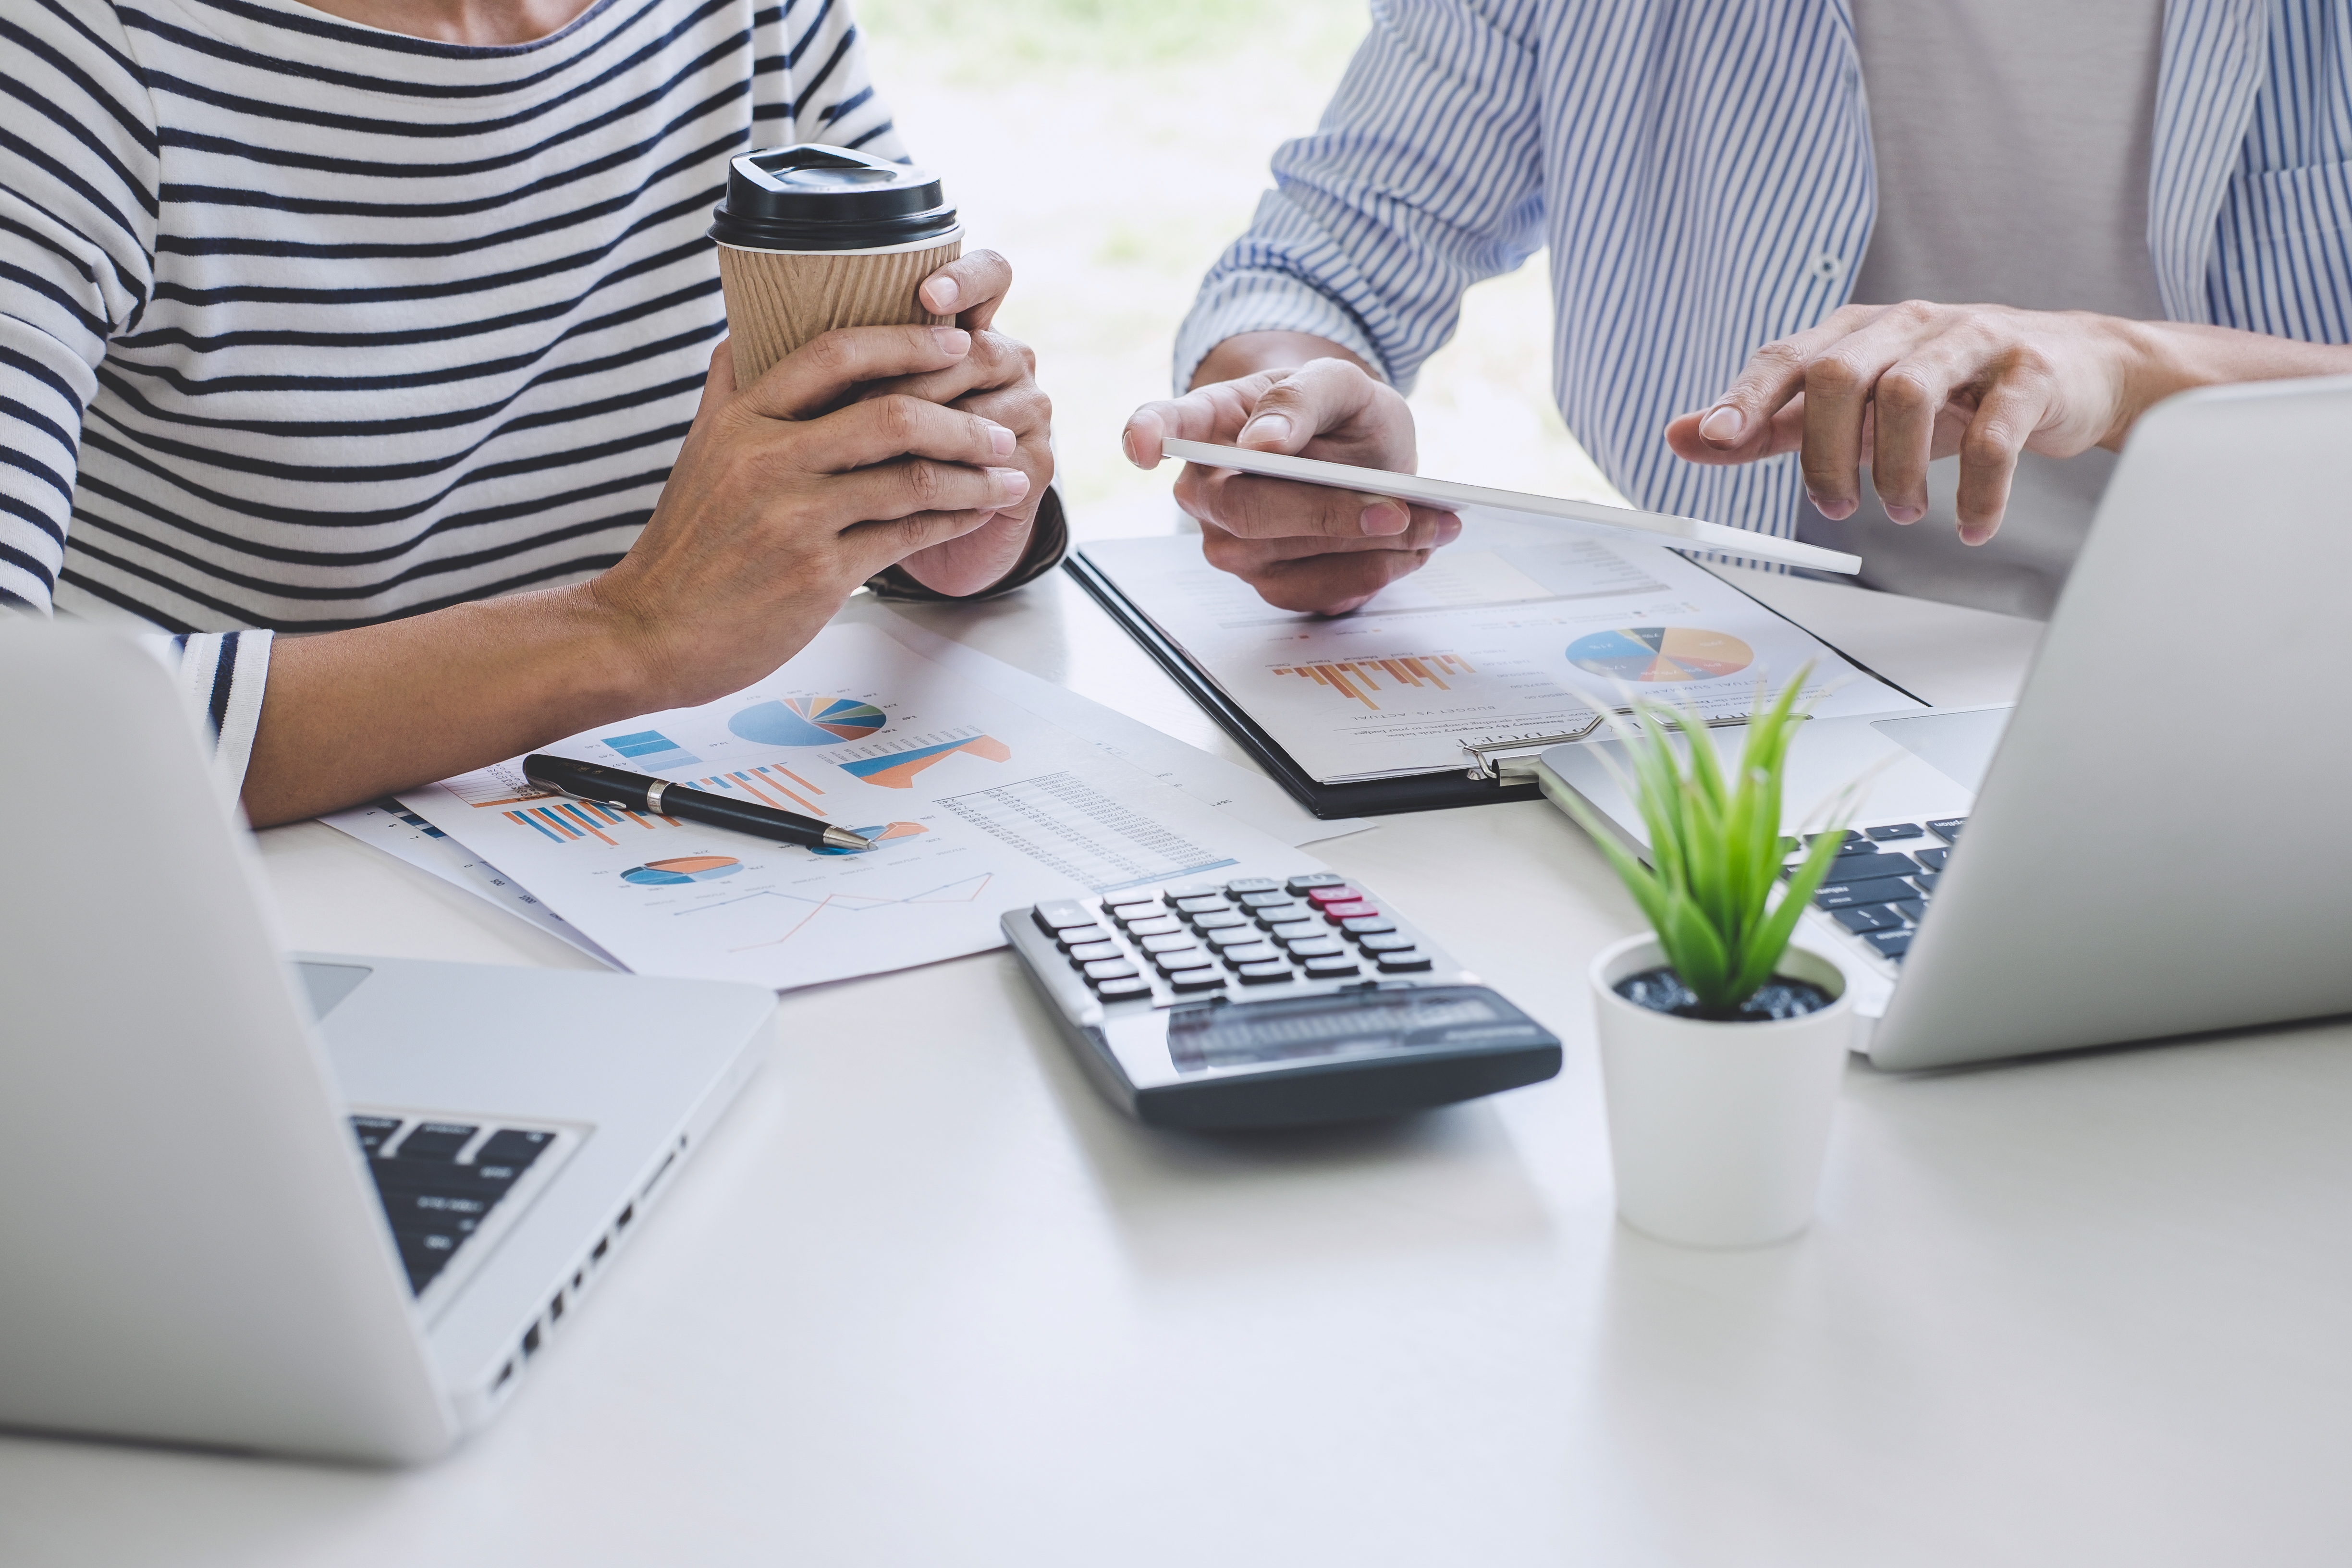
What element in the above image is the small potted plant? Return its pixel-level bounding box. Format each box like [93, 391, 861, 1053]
[1555, 669, 1861, 1248]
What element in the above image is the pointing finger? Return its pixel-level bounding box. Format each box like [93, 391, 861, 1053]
[1683, 305, 1879, 457]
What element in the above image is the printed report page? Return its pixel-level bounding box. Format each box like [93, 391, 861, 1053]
[1083, 514, 1923, 783]
[395, 624, 1319, 988]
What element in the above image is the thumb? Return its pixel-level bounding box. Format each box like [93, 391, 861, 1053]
[1122, 404, 1168, 469]
[1237, 356, 1385, 455]
[1237, 377, 1319, 455]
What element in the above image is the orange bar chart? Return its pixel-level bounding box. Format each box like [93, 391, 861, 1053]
[1269, 652, 1476, 711]
[686, 763, 827, 815]
[504, 796, 672, 845]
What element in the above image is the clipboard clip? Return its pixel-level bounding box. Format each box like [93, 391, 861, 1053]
[1462, 709, 1789, 782]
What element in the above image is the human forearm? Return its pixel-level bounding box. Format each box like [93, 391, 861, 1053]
[243, 323, 1030, 826]
[240, 583, 657, 826]
[2108, 320, 2352, 449]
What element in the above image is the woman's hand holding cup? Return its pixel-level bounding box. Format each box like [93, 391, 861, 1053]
[594, 326, 1031, 711]
[704, 145, 1053, 601]
[869, 247, 1054, 596]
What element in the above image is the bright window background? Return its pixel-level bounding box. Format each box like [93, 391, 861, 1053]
[858, 0, 1627, 537]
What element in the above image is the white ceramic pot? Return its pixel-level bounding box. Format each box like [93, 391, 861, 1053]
[1589, 933, 1856, 1248]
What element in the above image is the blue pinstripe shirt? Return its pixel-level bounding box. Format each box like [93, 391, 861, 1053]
[1176, 0, 2352, 543]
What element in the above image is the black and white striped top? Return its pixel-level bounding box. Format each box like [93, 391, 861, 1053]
[2, 0, 899, 784]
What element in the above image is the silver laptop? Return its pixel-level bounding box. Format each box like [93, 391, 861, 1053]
[1537, 374, 2352, 1070]
[0, 622, 777, 1463]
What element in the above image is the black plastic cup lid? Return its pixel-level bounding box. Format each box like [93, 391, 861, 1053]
[709, 144, 958, 252]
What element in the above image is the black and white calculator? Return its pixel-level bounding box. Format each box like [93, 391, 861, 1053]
[1001, 872, 1561, 1130]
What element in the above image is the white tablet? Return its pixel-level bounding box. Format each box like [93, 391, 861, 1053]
[1157, 437, 1862, 576]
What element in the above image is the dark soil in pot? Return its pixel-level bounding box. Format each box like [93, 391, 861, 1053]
[1614, 967, 1836, 1022]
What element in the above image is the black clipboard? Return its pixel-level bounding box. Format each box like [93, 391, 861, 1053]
[1065, 545, 1929, 822]
[1065, 551, 1545, 820]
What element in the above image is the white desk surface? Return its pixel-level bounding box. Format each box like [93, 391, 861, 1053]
[10, 554, 2352, 1568]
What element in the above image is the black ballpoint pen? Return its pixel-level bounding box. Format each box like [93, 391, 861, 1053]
[521, 754, 873, 853]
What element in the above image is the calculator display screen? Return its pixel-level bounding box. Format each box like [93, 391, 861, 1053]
[1163, 986, 1550, 1074]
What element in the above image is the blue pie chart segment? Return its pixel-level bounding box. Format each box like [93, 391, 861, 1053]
[729, 697, 887, 747]
[1567, 626, 1754, 683]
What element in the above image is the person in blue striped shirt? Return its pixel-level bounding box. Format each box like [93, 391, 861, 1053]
[1126, 0, 2352, 621]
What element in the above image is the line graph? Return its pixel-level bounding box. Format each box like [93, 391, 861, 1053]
[673, 871, 999, 951]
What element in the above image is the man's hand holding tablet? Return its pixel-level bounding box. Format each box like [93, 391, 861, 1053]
[1123, 338, 1460, 615]
[1125, 332, 1862, 601]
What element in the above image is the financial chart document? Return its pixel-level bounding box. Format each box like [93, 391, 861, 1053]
[1084, 515, 1923, 783]
[320, 799, 625, 968]
[397, 625, 1316, 987]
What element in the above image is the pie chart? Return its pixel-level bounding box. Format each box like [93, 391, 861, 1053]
[810, 821, 930, 857]
[622, 855, 744, 886]
[730, 696, 888, 747]
[1567, 626, 1753, 683]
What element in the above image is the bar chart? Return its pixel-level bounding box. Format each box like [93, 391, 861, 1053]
[682, 763, 829, 815]
[1269, 652, 1477, 711]
[600, 728, 704, 771]
[503, 796, 672, 846]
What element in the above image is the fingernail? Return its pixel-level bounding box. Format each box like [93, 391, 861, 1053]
[1360, 500, 1409, 536]
[1698, 404, 1747, 445]
[1886, 503, 1923, 524]
[926, 278, 961, 312]
[1435, 514, 1462, 545]
[1242, 413, 1292, 446]
[987, 424, 1016, 458]
[932, 327, 971, 354]
[990, 466, 1030, 499]
[1808, 492, 1852, 520]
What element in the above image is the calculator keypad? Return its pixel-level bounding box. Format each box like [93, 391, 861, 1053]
[1026, 873, 1458, 1007]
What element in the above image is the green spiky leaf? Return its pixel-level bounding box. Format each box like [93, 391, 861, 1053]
[1565, 665, 1859, 1016]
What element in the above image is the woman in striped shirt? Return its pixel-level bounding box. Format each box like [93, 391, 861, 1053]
[1127, 0, 2352, 621]
[1, 0, 1057, 820]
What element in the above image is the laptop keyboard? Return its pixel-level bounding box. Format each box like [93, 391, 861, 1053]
[348, 1115, 556, 1295]
[1788, 817, 1966, 966]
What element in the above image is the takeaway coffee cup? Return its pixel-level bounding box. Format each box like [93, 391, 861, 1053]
[708, 144, 965, 386]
